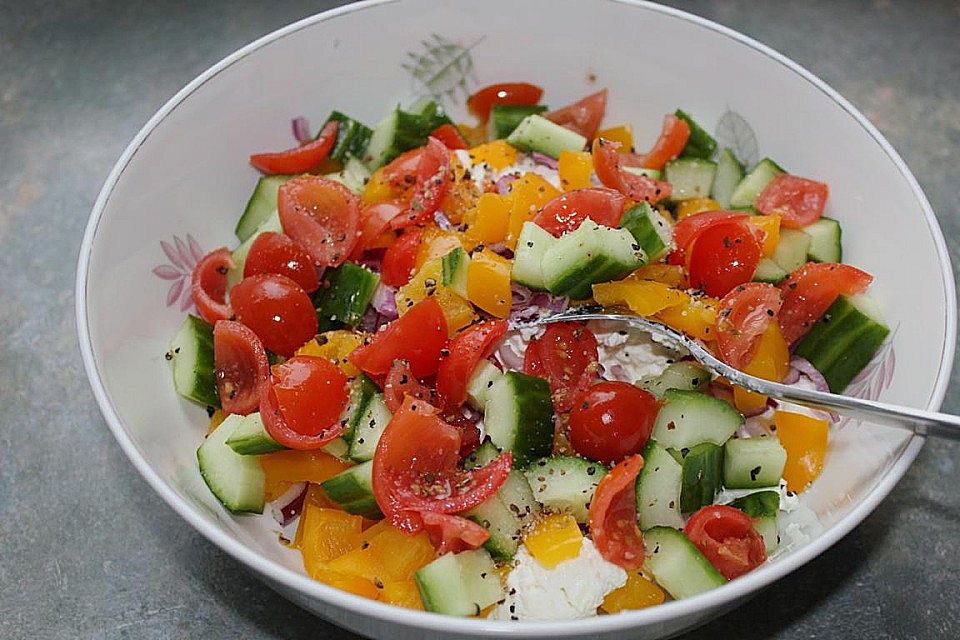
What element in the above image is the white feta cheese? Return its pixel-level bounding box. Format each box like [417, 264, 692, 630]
[489, 539, 627, 621]
[714, 479, 799, 514]
[589, 321, 679, 382]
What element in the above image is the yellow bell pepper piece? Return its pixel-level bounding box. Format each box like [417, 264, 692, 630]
[601, 570, 666, 613]
[524, 513, 583, 569]
[676, 197, 721, 220]
[774, 410, 829, 492]
[381, 580, 425, 610]
[297, 500, 364, 576]
[733, 322, 791, 415]
[558, 150, 594, 191]
[259, 450, 350, 501]
[310, 565, 381, 600]
[362, 167, 401, 205]
[440, 154, 483, 225]
[467, 247, 513, 318]
[467, 139, 518, 171]
[596, 124, 634, 151]
[467, 192, 512, 245]
[325, 525, 435, 585]
[397, 258, 477, 335]
[296, 330, 365, 376]
[628, 264, 687, 288]
[415, 226, 464, 269]
[206, 409, 227, 435]
[748, 214, 781, 257]
[506, 173, 561, 248]
[654, 293, 719, 341]
[592, 280, 687, 317]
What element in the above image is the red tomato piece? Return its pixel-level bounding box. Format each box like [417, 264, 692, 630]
[684, 505, 766, 580]
[349, 298, 448, 378]
[687, 221, 763, 298]
[672, 210, 750, 252]
[260, 356, 349, 450]
[243, 231, 320, 293]
[778, 262, 873, 344]
[467, 82, 544, 123]
[716, 283, 784, 369]
[569, 382, 660, 464]
[350, 202, 403, 260]
[230, 273, 318, 357]
[381, 148, 423, 189]
[380, 228, 423, 287]
[531, 188, 628, 237]
[524, 322, 599, 412]
[419, 511, 490, 554]
[372, 397, 512, 533]
[249, 120, 338, 175]
[545, 89, 608, 139]
[430, 123, 468, 150]
[391, 137, 451, 229]
[639, 114, 690, 170]
[756, 175, 829, 229]
[436, 320, 508, 407]
[384, 359, 436, 413]
[588, 454, 645, 570]
[278, 175, 361, 267]
[213, 320, 269, 416]
[191, 247, 234, 324]
[441, 410, 483, 458]
[592, 138, 672, 203]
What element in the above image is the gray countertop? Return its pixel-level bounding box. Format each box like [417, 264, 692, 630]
[1, 1, 957, 638]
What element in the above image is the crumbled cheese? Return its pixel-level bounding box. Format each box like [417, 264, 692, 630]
[589, 321, 678, 382]
[714, 479, 799, 514]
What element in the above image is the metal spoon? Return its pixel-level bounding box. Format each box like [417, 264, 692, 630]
[519, 306, 960, 441]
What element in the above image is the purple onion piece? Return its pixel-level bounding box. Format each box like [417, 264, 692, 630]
[370, 283, 398, 319]
[487, 243, 514, 259]
[530, 151, 559, 170]
[270, 482, 308, 526]
[789, 356, 830, 392]
[291, 116, 312, 144]
[434, 210, 453, 231]
[604, 363, 630, 382]
[495, 342, 525, 371]
[495, 174, 519, 195]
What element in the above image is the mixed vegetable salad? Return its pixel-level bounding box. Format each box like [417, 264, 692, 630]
[168, 82, 890, 619]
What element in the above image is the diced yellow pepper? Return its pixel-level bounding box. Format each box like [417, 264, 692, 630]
[467, 247, 513, 318]
[440, 154, 483, 224]
[259, 450, 350, 501]
[310, 565, 381, 600]
[774, 410, 829, 493]
[458, 122, 487, 148]
[297, 498, 364, 575]
[733, 322, 791, 415]
[558, 150, 594, 191]
[628, 264, 687, 288]
[506, 173, 561, 248]
[382, 580, 425, 610]
[397, 258, 477, 335]
[592, 280, 687, 317]
[365, 526, 437, 581]
[601, 570, 666, 613]
[654, 293, 719, 341]
[415, 226, 464, 269]
[748, 214, 781, 257]
[296, 330, 365, 377]
[676, 197, 721, 220]
[207, 409, 227, 435]
[524, 513, 583, 569]
[466, 192, 512, 245]
[467, 139, 518, 171]
[596, 124, 634, 151]
[362, 167, 401, 205]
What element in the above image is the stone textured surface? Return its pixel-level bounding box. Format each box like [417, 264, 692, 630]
[1, 1, 957, 638]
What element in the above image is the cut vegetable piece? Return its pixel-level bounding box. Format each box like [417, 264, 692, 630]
[710, 148, 744, 208]
[728, 490, 780, 554]
[320, 460, 383, 519]
[227, 208, 283, 288]
[483, 371, 555, 467]
[619, 202, 672, 262]
[802, 217, 842, 263]
[511, 221, 558, 291]
[643, 526, 726, 599]
[506, 114, 588, 159]
[489, 104, 548, 139]
[169, 314, 219, 408]
[723, 437, 787, 489]
[664, 158, 716, 201]
[636, 361, 712, 398]
[415, 549, 504, 616]
[313, 262, 380, 331]
[676, 443, 724, 513]
[651, 389, 744, 450]
[441, 247, 471, 299]
[235, 175, 293, 242]
[347, 391, 392, 462]
[752, 257, 789, 285]
[225, 412, 284, 455]
[729, 158, 785, 208]
[197, 414, 266, 514]
[464, 468, 540, 560]
[465, 359, 504, 411]
[339, 374, 381, 442]
[674, 109, 717, 160]
[770, 228, 811, 273]
[541, 219, 645, 300]
[635, 440, 683, 530]
[524, 456, 608, 523]
[322, 111, 373, 163]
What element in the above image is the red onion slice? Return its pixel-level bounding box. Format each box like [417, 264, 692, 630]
[530, 151, 560, 170]
[433, 210, 453, 231]
[495, 174, 519, 195]
[270, 482, 308, 526]
[291, 116, 312, 144]
[789, 356, 830, 392]
[495, 341, 525, 371]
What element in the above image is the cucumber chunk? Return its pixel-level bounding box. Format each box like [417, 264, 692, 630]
[489, 104, 547, 139]
[313, 262, 380, 331]
[363, 101, 454, 169]
[169, 315, 219, 408]
[340, 374, 381, 442]
[225, 412, 284, 455]
[235, 175, 293, 242]
[524, 456, 607, 523]
[465, 468, 540, 560]
[635, 440, 683, 530]
[802, 217, 842, 263]
[415, 550, 504, 616]
[320, 460, 383, 519]
[227, 208, 283, 288]
[348, 390, 392, 462]
[623, 166, 663, 180]
[441, 247, 471, 298]
[541, 219, 645, 300]
[710, 148, 744, 208]
[752, 257, 789, 285]
[675, 109, 717, 160]
[463, 440, 501, 470]
[665, 158, 716, 201]
[644, 527, 727, 598]
[484, 371, 555, 468]
[197, 415, 266, 514]
[465, 360, 504, 411]
[651, 389, 744, 450]
[676, 442, 724, 513]
[619, 202, 673, 262]
[636, 361, 712, 398]
[771, 228, 811, 273]
[723, 437, 787, 489]
[728, 490, 780, 554]
[511, 221, 558, 291]
[322, 111, 373, 163]
[324, 156, 372, 195]
[507, 114, 587, 159]
[729, 158, 785, 208]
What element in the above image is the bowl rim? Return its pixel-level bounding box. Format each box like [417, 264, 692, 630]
[76, 0, 957, 635]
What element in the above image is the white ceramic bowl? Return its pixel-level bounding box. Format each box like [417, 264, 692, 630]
[76, 1, 956, 638]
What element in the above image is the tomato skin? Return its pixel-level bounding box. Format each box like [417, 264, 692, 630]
[384, 359, 436, 413]
[588, 454, 645, 570]
[592, 138, 672, 203]
[467, 82, 544, 122]
[524, 322, 600, 412]
[686, 221, 763, 298]
[639, 114, 690, 170]
[351, 202, 403, 260]
[756, 175, 829, 229]
[778, 262, 873, 344]
[278, 175, 361, 268]
[441, 410, 483, 458]
[569, 382, 659, 464]
[380, 228, 423, 287]
[420, 511, 490, 554]
[213, 320, 269, 416]
[531, 188, 627, 237]
[250, 120, 338, 174]
[349, 298, 448, 378]
[243, 231, 320, 293]
[436, 320, 508, 407]
[390, 137, 451, 229]
[430, 123, 468, 150]
[381, 148, 423, 189]
[716, 283, 784, 369]
[260, 356, 349, 450]
[230, 273, 318, 357]
[191, 247, 234, 324]
[684, 505, 766, 580]
[545, 89, 607, 139]
[672, 210, 750, 251]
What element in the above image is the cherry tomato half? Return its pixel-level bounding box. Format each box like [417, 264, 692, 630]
[249, 120, 338, 175]
[213, 320, 269, 416]
[260, 355, 349, 450]
[384, 359, 436, 413]
[716, 283, 784, 370]
[243, 231, 320, 293]
[435, 319, 508, 407]
[569, 381, 660, 464]
[639, 113, 690, 171]
[531, 188, 627, 237]
[191, 247, 234, 324]
[467, 82, 544, 123]
[524, 322, 599, 413]
[420, 511, 490, 554]
[778, 262, 873, 344]
[349, 298, 448, 378]
[390, 137, 451, 229]
[588, 454, 645, 570]
[545, 89, 607, 139]
[380, 228, 423, 288]
[686, 221, 762, 298]
[684, 505, 766, 580]
[430, 123, 468, 150]
[756, 174, 829, 229]
[592, 138, 672, 203]
[230, 273, 318, 357]
[278, 175, 361, 268]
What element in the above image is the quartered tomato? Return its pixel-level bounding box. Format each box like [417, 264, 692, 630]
[260, 355, 349, 450]
[243, 231, 320, 293]
[545, 89, 608, 139]
[420, 511, 490, 554]
[672, 210, 750, 252]
[430, 123, 468, 150]
[249, 120, 338, 175]
[349, 298, 448, 378]
[436, 319, 509, 407]
[684, 505, 766, 580]
[638, 113, 690, 170]
[213, 320, 269, 416]
[569, 382, 659, 464]
[592, 138, 672, 203]
[381, 148, 423, 190]
[352, 202, 403, 259]
[278, 175, 361, 267]
[778, 262, 873, 344]
[756, 175, 829, 229]
[686, 221, 762, 298]
[230, 273, 318, 357]
[380, 228, 423, 288]
[384, 359, 436, 413]
[716, 283, 784, 370]
[588, 454, 645, 570]
[441, 410, 483, 458]
[191, 247, 234, 324]
[390, 137, 451, 229]
[371, 397, 512, 533]
[524, 322, 599, 412]
[531, 188, 627, 237]
[467, 82, 544, 122]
